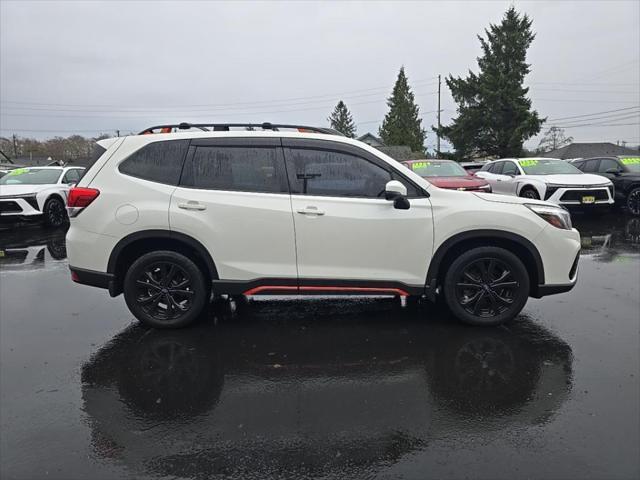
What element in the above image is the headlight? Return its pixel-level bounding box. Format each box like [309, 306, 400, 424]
[525, 203, 572, 230]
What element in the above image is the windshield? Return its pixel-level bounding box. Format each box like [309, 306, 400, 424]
[518, 159, 582, 175]
[620, 157, 640, 173]
[0, 168, 62, 185]
[409, 161, 467, 177]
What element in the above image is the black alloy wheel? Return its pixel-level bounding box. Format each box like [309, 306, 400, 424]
[627, 187, 640, 216]
[443, 247, 530, 326]
[454, 258, 518, 318]
[124, 251, 208, 328]
[43, 197, 67, 227]
[135, 262, 195, 321]
[520, 188, 540, 200]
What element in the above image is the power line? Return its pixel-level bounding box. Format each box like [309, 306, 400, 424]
[561, 121, 640, 129]
[0, 77, 439, 111]
[554, 112, 640, 127]
[547, 105, 640, 122]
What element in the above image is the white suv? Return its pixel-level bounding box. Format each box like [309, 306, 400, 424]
[66, 123, 581, 328]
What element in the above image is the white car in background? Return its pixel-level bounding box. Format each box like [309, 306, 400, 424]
[0, 166, 85, 227]
[475, 157, 614, 208]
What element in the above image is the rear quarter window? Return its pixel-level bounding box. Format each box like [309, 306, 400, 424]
[119, 140, 189, 185]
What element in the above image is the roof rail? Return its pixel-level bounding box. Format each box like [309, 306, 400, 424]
[138, 122, 343, 136]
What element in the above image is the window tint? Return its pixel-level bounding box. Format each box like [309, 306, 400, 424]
[119, 140, 189, 185]
[180, 146, 286, 193]
[502, 161, 518, 176]
[285, 148, 391, 197]
[62, 169, 81, 184]
[491, 162, 504, 174]
[577, 159, 599, 172]
[598, 158, 619, 173]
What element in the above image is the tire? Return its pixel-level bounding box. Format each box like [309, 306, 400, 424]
[123, 250, 209, 329]
[443, 247, 530, 326]
[626, 187, 640, 216]
[519, 187, 540, 200]
[43, 196, 68, 228]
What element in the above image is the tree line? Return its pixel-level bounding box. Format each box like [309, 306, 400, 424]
[0, 134, 110, 163]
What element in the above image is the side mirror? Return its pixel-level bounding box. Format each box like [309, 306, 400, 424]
[605, 168, 621, 176]
[384, 180, 410, 210]
[384, 180, 407, 200]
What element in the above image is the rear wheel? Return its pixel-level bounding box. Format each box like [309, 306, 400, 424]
[519, 187, 540, 200]
[124, 251, 209, 329]
[626, 187, 640, 216]
[443, 247, 530, 326]
[43, 196, 68, 227]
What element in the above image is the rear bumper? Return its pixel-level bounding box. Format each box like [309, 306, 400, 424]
[69, 266, 114, 291]
[531, 282, 576, 298]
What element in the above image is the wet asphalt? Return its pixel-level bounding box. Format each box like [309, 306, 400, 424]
[0, 215, 639, 480]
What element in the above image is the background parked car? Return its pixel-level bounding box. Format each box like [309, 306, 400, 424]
[475, 157, 614, 208]
[571, 156, 640, 216]
[401, 159, 491, 192]
[460, 162, 487, 175]
[0, 166, 85, 227]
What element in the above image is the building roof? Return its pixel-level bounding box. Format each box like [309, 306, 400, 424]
[357, 133, 385, 147]
[540, 142, 638, 160]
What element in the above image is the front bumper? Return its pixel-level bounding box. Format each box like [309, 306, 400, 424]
[0, 196, 42, 216]
[546, 186, 614, 206]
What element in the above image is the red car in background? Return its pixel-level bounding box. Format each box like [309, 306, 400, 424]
[402, 159, 492, 192]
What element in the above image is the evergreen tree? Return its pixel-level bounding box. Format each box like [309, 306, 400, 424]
[379, 67, 426, 152]
[328, 100, 356, 138]
[435, 7, 544, 159]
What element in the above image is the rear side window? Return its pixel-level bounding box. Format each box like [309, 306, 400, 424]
[180, 146, 286, 193]
[502, 161, 518, 176]
[578, 159, 600, 172]
[285, 148, 392, 197]
[491, 162, 504, 174]
[119, 140, 189, 185]
[62, 169, 82, 184]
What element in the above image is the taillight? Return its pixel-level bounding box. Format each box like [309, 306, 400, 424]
[67, 187, 100, 217]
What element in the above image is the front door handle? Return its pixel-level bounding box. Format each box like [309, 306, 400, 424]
[178, 201, 206, 211]
[297, 206, 325, 216]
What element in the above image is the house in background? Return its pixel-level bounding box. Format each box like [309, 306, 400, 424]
[540, 142, 638, 160]
[357, 133, 423, 161]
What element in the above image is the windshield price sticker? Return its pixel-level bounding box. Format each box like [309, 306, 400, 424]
[621, 157, 640, 165]
[411, 161, 431, 170]
[7, 168, 28, 176]
[519, 159, 538, 167]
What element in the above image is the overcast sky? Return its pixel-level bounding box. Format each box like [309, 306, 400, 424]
[1, 0, 639, 151]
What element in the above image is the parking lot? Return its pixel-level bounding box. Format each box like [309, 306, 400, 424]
[0, 214, 639, 480]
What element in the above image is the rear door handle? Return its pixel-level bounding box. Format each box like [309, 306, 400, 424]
[297, 206, 325, 216]
[178, 201, 206, 211]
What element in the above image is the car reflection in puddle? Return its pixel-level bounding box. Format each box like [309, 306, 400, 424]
[573, 215, 640, 262]
[0, 225, 67, 271]
[81, 298, 573, 478]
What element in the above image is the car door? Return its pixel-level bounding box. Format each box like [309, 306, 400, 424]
[499, 161, 520, 195]
[169, 138, 297, 280]
[282, 138, 433, 288]
[477, 161, 508, 193]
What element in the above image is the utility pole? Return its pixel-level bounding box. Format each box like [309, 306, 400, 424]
[116, 130, 120, 137]
[436, 74, 441, 155]
[12, 134, 18, 158]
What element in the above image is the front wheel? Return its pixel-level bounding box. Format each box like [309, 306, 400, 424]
[43, 197, 68, 227]
[443, 247, 530, 326]
[519, 187, 540, 200]
[124, 251, 209, 329]
[626, 187, 640, 216]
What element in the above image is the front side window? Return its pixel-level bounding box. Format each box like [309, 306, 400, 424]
[180, 146, 286, 193]
[598, 158, 620, 173]
[502, 161, 519, 176]
[285, 148, 392, 197]
[62, 169, 81, 184]
[0, 168, 62, 185]
[491, 162, 504, 174]
[119, 140, 189, 185]
[578, 159, 599, 172]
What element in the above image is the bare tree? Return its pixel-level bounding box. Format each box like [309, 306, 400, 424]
[537, 126, 573, 153]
